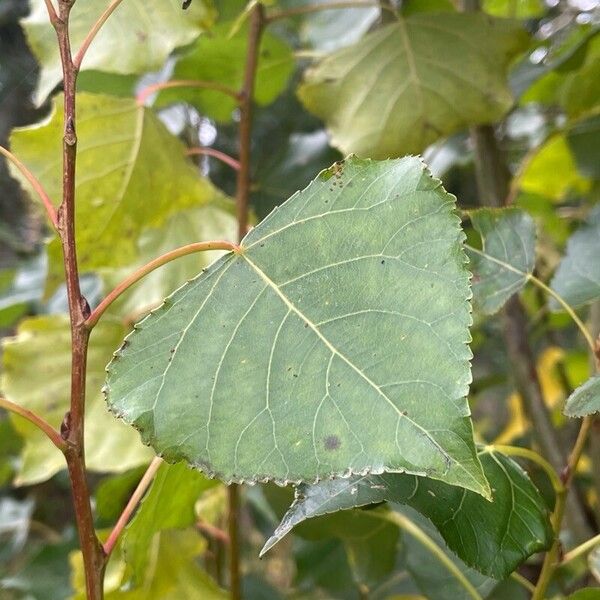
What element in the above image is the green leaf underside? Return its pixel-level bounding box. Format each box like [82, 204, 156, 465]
[262, 448, 552, 580]
[105, 156, 488, 496]
[22, 0, 214, 105]
[298, 14, 528, 158]
[1, 316, 151, 485]
[563, 375, 600, 418]
[550, 205, 600, 310]
[156, 23, 294, 122]
[466, 208, 536, 315]
[9, 93, 225, 291]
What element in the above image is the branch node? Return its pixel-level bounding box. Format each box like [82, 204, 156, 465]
[60, 410, 72, 440]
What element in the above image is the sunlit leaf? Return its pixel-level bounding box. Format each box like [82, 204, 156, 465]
[298, 14, 528, 158]
[466, 208, 536, 315]
[105, 156, 489, 496]
[122, 462, 216, 584]
[22, 0, 215, 105]
[9, 93, 226, 292]
[563, 376, 600, 418]
[550, 205, 600, 309]
[1, 316, 151, 485]
[262, 448, 551, 579]
[156, 23, 294, 122]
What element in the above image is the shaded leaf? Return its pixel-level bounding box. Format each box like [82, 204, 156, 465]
[466, 208, 536, 315]
[22, 0, 215, 105]
[105, 156, 488, 496]
[262, 448, 552, 579]
[550, 205, 600, 309]
[563, 375, 600, 418]
[1, 316, 151, 485]
[9, 93, 226, 291]
[298, 14, 528, 158]
[567, 114, 600, 180]
[156, 23, 294, 122]
[122, 462, 216, 584]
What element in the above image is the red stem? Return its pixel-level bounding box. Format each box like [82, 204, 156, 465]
[51, 2, 106, 597]
[86, 240, 240, 329]
[187, 147, 241, 171]
[103, 457, 163, 556]
[0, 145, 58, 230]
[136, 80, 241, 106]
[0, 396, 66, 451]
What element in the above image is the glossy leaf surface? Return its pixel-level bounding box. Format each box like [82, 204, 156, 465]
[262, 448, 551, 579]
[106, 156, 488, 495]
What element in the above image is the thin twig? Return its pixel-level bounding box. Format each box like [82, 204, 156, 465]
[266, 1, 392, 22]
[86, 240, 240, 329]
[103, 457, 163, 557]
[73, 0, 126, 71]
[0, 396, 66, 451]
[43, 0, 58, 23]
[562, 531, 600, 564]
[187, 147, 241, 171]
[0, 145, 58, 230]
[136, 80, 241, 107]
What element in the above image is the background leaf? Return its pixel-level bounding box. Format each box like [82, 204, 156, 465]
[298, 14, 528, 158]
[105, 156, 487, 495]
[22, 0, 215, 105]
[563, 375, 600, 418]
[466, 208, 536, 315]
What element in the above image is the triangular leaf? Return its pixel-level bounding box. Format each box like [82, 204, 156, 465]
[1, 316, 151, 485]
[105, 156, 489, 496]
[550, 205, 600, 310]
[9, 93, 226, 291]
[466, 208, 536, 315]
[563, 375, 600, 418]
[298, 14, 529, 158]
[22, 0, 215, 105]
[261, 448, 552, 579]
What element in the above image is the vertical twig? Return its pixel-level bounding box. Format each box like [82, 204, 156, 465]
[49, 1, 106, 597]
[227, 5, 266, 599]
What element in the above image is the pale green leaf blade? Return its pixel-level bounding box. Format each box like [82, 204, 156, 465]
[550, 205, 600, 310]
[466, 208, 536, 315]
[298, 14, 529, 158]
[261, 448, 552, 579]
[9, 93, 226, 290]
[122, 462, 217, 584]
[22, 0, 215, 105]
[563, 375, 600, 418]
[1, 316, 152, 485]
[156, 23, 294, 122]
[105, 156, 489, 496]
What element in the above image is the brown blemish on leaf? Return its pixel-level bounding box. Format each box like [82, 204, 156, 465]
[324, 435, 341, 451]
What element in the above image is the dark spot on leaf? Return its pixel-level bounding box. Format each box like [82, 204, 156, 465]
[324, 435, 341, 451]
[381, 260, 385, 264]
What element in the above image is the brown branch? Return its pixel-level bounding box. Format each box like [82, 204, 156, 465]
[50, 2, 106, 597]
[103, 457, 163, 557]
[136, 80, 241, 107]
[86, 240, 240, 329]
[0, 145, 58, 230]
[187, 147, 241, 171]
[43, 0, 58, 23]
[0, 396, 66, 451]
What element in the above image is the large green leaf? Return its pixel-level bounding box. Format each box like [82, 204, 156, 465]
[156, 23, 294, 122]
[298, 14, 528, 158]
[105, 156, 488, 496]
[122, 462, 217, 584]
[261, 448, 552, 579]
[9, 93, 225, 291]
[22, 0, 215, 105]
[563, 375, 600, 418]
[0, 316, 152, 485]
[550, 205, 600, 309]
[466, 208, 536, 315]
